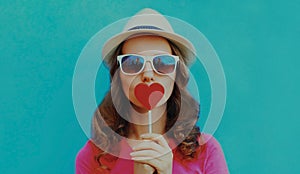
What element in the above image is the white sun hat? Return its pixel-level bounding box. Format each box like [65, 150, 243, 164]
[102, 8, 196, 67]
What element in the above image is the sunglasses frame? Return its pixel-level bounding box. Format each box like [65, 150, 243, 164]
[117, 54, 179, 75]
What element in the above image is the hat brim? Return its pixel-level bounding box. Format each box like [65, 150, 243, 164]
[102, 29, 196, 67]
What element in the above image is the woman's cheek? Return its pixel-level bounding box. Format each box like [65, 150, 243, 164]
[120, 76, 141, 106]
[128, 84, 138, 102]
[162, 82, 174, 104]
[163, 75, 176, 101]
[120, 73, 133, 100]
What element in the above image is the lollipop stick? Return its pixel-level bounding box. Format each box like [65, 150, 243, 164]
[148, 110, 152, 133]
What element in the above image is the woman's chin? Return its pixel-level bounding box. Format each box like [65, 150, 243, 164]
[129, 101, 149, 113]
[130, 100, 166, 114]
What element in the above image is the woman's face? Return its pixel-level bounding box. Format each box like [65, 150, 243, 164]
[119, 35, 176, 112]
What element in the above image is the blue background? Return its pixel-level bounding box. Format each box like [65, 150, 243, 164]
[1, 1, 299, 173]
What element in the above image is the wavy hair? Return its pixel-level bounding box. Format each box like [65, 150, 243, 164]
[91, 40, 201, 170]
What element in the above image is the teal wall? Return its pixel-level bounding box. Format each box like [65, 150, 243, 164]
[1, 1, 299, 173]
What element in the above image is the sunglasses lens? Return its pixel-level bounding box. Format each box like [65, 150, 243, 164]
[153, 55, 176, 74]
[121, 55, 144, 74]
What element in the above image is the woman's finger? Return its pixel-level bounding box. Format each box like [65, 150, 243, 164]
[140, 133, 169, 148]
[131, 149, 161, 159]
[132, 140, 164, 153]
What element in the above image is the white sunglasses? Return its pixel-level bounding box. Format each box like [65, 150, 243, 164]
[117, 54, 179, 75]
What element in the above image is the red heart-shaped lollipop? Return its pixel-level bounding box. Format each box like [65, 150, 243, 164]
[134, 83, 165, 110]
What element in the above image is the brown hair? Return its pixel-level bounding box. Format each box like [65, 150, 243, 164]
[92, 40, 201, 169]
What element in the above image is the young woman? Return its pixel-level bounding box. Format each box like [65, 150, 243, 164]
[76, 8, 229, 174]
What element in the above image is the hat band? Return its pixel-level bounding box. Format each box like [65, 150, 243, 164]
[128, 25, 163, 31]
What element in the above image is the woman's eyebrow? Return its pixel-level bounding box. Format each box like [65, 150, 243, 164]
[137, 50, 171, 55]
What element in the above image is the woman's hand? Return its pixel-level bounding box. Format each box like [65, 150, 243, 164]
[131, 133, 173, 174]
[134, 162, 156, 174]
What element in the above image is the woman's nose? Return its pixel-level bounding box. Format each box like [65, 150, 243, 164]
[141, 62, 154, 82]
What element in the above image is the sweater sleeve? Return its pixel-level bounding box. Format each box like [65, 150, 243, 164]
[203, 135, 229, 174]
[75, 141, 110, 174]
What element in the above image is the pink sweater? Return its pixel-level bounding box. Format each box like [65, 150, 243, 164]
[76, 134, 229, 174]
